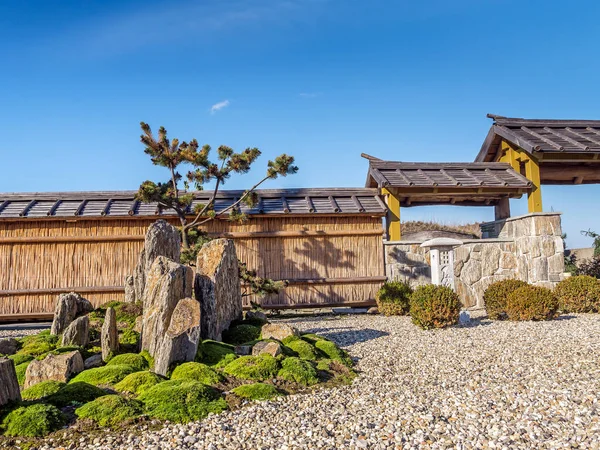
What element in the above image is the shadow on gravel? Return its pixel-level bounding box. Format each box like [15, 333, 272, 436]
[303, 327, 389, 346]
[555, 314, 577, 321]
[458, 317, 494, 328]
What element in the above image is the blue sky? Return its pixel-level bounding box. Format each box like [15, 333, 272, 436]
[0, 0, 598, 247]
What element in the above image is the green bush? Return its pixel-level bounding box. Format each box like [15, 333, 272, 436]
[223, 354, 280, 381]
[171, 362, 223, 385]
[505, 285, 560, 321]
[314, 340, 352, 367]
[15, 361, 31, 386]
[76, 395, 143, 427]
[106, 353, 149, 371]
[277, 357, 318, 386]
[409, 285, 461, 330]
[555, 275, 600, 313]
[114, 371, 165, 396]
[1, 403, 65, 437]
[8, 354, 34, 366]
[119, 328, 140, 351]
[222, 324, 261, 345]
[46, 382, 107, 407]
[69, 364, 138, 386]
[483, 279, 529, 320]
[18, 333, 58, 357]
[21, 380, 65, 401]
[282, 336, 319, 360]
[231, 383, 282, 400]
[375, 280, 413, 316]
[197, 340, 237, 366]
[138, 380, 227, 423]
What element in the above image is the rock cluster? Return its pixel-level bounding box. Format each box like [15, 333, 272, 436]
[50, 292, 93, 335]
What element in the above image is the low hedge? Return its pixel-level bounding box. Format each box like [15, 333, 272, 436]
[483, 279, 529, 320]
[505, 285, 559, 321]
[555, 275, 600, 313]
[1, 404, 65, 437]
[375, 280, 412, 316]
[409, 285, 461, 330]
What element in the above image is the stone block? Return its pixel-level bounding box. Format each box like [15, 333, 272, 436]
[531, 257, 549, 282]
[500, 252, 517, 270]
[459, 259, 482, 286]
[548, 253, 565, 274]
[24, 351, 83, 389]
[532, 215, 561, 237]
[481, 245, 501, 277]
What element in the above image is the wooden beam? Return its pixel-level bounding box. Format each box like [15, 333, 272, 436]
[495, 197, 511, 220]
[574, 176, 584, 184]
[0, 286, 125, 297]
[382, 188, 401, 241]
[525, 154, 543, 212]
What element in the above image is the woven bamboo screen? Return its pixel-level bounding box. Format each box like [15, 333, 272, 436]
[0, 216, 384, 318]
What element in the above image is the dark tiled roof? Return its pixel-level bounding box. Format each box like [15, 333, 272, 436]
[476, 114, 600, 162]
[0, 188, 387, 220]
[366, 161, 532, 190]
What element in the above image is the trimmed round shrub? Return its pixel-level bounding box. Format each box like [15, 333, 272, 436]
[106, 353, 149, 371]
[375, 280, 413, 316]
[14, 361, 31, 386]
[69, 364, 137, 386]
[555, 275, 600, 313]
[21, 380, 65, 401]
[1, 403, 65, 437]
[46, 382, 107, 407]
[484, 279, 529, 320]
[76, 395, 143, 427]
[222, 324, 261, 345]
[138, 380, 227, 423]
[314, 340, 352, 367]
[197, 340, 237, 366]
[231, 383, 282, 400]
[171, 362, 223, 385]
[114, 371, 164, 396]
[505, 285, 560, 321]
[8, 353, 34, 366]
[277, 357, 318, 386]
[223, 354, 280, 381]
[409, 285, 461, 330]
[282, 336, 319, 361]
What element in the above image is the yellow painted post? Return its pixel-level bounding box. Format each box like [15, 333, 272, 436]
[499, 140, 543, 213]
[382, 188, 401, 241]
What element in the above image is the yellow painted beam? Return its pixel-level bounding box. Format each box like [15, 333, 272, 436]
[499, 140, 543, 213]
[382, 188, 401, 241]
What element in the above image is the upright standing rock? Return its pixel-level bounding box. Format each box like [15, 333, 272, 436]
[153, 298, 201, 376]
[61, 316, 90, 347]
[133, 220, 181, 303]
[195, 239, 243, 341]
[101, 307, 119, 361]
[124, 275, 136, 303]
[0, 358, 21, 406]
[50, 292, 93, 335]
[24, 351, 84, 389]
[141, 256, 194, 357]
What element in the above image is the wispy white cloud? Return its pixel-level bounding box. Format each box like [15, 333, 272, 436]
[210, 100, 230, 114]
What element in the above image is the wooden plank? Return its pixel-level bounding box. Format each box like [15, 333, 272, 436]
[543, 127, 589, 151]
[328, 196, 341, 213]
[0, 313, 54, 323]
[19, 200, 36, 217]
[47, 200, 62, 216]
[0, 286, 125, 297]
[520, 126, 564, 151]
[74, 199, 88, 216]
[100, 199, 113, 216]
[128, 200, 139, 216]
[351, 195, 365, 212]
[246, 300, 377, 311]
[0, 235, 146, 244]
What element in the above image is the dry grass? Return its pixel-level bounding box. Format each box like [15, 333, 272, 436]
[401, 220, 482, 238]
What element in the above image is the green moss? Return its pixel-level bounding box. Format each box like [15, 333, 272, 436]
[139, 350, 154, 370]
[316, 360, 357, 385]
[114, 371, 164, 396]
[76, 395, 143, 427]
[37, 346, 81, 361]
[138, 380, 227, 423]
[222, 324, 261, 345]
[1, 403, 65, 437]
[15, 361, 31, 386]
[69, 364, 138, 386]
[171, 362, 223, 385]
[231, 383, 282, 401]
[213, 353, 238, 369]
[106, 353, 148, 371]
[18, 334, 58, 357]
[90, 301, 142, 328]
[282, 336, 319, 361]
[314, 340, 353, 367]
[8, 354, 34, 366]
[277, 357, 318, 386]
[21, 381, 65, 401]
[223, 355, 280, 381]
[299, 333, 326, 345]
[119, 328, 140, 349]
[46, 382, 107, 407]
[197, 340, 236, 366]
[316, 359, 333, 371]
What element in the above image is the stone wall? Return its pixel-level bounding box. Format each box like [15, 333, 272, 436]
[384, 213, 565, 308]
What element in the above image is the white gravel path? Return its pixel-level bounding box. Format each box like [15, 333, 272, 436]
[33, 314, 600, 449]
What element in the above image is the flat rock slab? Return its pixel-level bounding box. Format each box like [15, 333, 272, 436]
[252, 341, 282, 357]
[261, 323, 299, 341]
[24, 351, 84, 389]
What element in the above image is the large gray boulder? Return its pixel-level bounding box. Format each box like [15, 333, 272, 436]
[61, 316, 90, 347]
[101, 307, 119, 361]
[140, 256, 194, 358]
[133, 220, 181, 302]
[0, 358, 21, 406]
[50, 292, 93, 335]
[154, 298, 201, 376]
[24, 351, 83, 389]
[0, 338, 19, 356]
[194, 239, 243, 341]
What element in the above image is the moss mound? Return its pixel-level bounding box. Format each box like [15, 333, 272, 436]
[139, 350, 154, 370]
[506, 285, 560, 321]
[76, 394, 144, 427]
[138, 380, 227, 423]
[409, 284, 461, 330]
[119, 328, 140, 350]
[171, 362, 223, 385]
[15, 361, 31, 386]
[1, 403, 65, 437]
[231, 383, 282, 400]
[18, 333, 58, 357]
[46, 382, 107, 407]
[8, 353, 34, 366]
[555, 275, 600, 313]
[89, 301, 142, 328]
[21, 380, 65, 401]
[484, 279, 529, 320]
[69, 364, 137, 386]
[114, 371, 165, 396]
[375, 280, 413, 316]
[223, 354, 280, 381]
[197, 340, 237, 366]
[314, 340, 352, 367]
[222, 324, 261, 345]
[277, 357, 318, 386]
[282, 336, 319, 360]
[106, 353, 149, 371]
[300, 333, 326, 344]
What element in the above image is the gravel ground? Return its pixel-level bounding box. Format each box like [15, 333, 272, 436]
[0, 323, 49, 338]
[16, 314, 600, 449]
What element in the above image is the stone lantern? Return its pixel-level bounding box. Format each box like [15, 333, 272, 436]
[419, 238, 463, 290]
